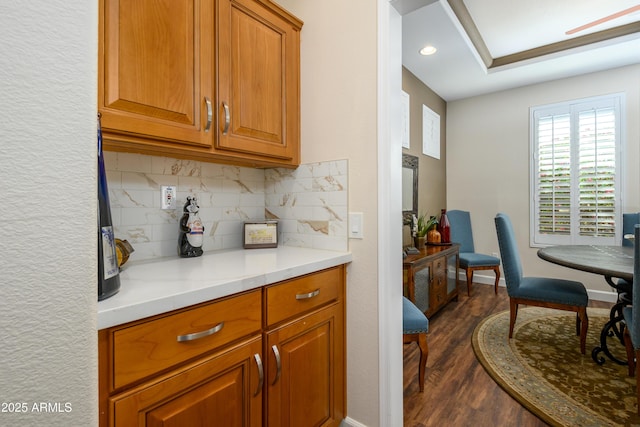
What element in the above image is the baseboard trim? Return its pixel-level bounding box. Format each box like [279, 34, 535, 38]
[341, 416, 368, 427]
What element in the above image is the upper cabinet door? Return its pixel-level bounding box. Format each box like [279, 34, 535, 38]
[216, 0, 301, 163]
[99, 0, 214, 148]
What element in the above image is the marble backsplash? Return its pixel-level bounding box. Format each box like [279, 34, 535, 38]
[104, 152, 348, 262]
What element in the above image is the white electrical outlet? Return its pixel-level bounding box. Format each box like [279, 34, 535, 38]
[161, 186, 177, 210]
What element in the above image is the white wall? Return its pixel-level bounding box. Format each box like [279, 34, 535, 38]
[447, 64, 640, 296]
[0, 1, 98, 426]
[271, 1, 399, 425]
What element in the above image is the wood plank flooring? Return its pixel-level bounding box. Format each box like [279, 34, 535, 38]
[403, 283, 612, 427]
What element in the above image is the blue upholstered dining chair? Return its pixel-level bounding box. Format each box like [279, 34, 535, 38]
[494, 213, 589, 354]
[615, 213, 640, 298]
[448, 210, 501, 296]
[623, 224, 640, 414]
[623, 214, 640, 248]
[403, 296, 429, 392]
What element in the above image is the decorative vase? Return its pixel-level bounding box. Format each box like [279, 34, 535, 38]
[438, 209, 451, 243]
[427, 228, 441, 244]
[415, 236, 426, 248]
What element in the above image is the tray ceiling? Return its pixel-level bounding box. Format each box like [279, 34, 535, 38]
[397, 0, 640, 100]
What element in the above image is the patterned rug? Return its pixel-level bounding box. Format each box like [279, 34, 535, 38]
[472, 307, 640, 427]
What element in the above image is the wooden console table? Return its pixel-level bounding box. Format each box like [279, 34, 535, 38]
[403, 244, 460, 317]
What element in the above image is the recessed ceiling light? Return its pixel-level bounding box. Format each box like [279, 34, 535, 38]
[419, 45, 437, 56]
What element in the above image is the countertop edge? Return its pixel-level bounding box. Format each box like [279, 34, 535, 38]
[97, 248, 352, 330]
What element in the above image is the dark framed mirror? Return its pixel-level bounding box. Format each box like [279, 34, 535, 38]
[402, 153, 419, 225]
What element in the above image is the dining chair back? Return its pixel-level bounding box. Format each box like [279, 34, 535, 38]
[623, 213, 640, 247]
[613, 213, 640, 298]
[622, 224, 640, 413]
[448, 210, 501, 296]
[494, 213, 589, 354]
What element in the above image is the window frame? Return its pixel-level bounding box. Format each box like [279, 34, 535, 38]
[529, 93, 625, 247]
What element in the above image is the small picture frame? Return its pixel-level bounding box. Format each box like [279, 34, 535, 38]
[243, 221, 279, 249]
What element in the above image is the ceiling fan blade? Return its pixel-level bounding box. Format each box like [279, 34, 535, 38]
[566, 4, 640, 35]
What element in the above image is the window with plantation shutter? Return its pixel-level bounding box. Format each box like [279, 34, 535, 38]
[530, 94, 623, 246]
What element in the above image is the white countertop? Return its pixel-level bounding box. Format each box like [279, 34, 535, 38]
[97, 246, 352, 330]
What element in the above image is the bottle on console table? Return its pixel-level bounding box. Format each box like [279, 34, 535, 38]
[438, 209, 450, 244]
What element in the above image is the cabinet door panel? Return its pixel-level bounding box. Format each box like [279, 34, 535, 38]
[145, 369, 243, 427]
[99, 0, 213, 147]
[217, 0, 299, 161]
[112, 337, 262, 427]
[266, 303, 344, 427]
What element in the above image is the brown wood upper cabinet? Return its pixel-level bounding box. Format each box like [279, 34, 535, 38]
[98, 0, 302, 168]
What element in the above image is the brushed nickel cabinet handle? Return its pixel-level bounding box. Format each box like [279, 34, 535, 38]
[221, 102, 230, 135]
[176, 321, 224, 342]
[253, 353, 264, 397]
[204, 97, 212, 132]
[295, 289, 320, 300]
[271, 345, 281, 385]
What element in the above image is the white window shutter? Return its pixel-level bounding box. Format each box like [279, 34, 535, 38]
[530, 94, 623, 246]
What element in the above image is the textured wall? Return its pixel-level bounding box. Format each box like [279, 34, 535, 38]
[105, 152, 348, 261]
[0, 1, 98, 426]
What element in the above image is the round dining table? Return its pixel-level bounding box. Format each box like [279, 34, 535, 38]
[537, 244, 634, 365]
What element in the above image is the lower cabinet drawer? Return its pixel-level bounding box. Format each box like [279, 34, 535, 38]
[110, 289, 262, 390]
[111, 337, 263, 427]
[265, 266, 343, 327]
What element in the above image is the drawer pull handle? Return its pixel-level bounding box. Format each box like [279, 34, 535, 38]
[271, 345, 281, 385]
[253, 353, 264, 397]
[295, 289, 320, 300]
[204, 97, 212, 132]
[176, 321, 224, 342]
[221, 102, 230, 135]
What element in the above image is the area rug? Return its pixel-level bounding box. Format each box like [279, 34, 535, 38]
[472, 307, 640, 427]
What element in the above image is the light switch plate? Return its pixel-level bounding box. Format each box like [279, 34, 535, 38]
[161, 186, 177, 210]
[349, 212, 364, 239]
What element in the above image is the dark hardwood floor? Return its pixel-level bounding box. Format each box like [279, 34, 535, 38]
[403, 282, 612, 427]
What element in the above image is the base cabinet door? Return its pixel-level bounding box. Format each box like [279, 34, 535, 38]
[111, 337, 263, 427]
[265, 303, 345, 427]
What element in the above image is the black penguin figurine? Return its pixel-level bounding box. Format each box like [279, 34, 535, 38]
[178, 196, 204, 257]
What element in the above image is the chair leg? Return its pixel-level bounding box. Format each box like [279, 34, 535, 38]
[492, 266, 500, 294]
[417, 333, 429, 392]
[624, 328, 635, 377]
[577, 307, 588, 355]
[509, 299, 518, 339]
[466, 268, 473, 296]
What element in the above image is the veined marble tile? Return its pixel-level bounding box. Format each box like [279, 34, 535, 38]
[105, 169, 122, 188]
[116, 153, 153, 173]
[281, 233, 313, 248]
[113, 225, 151, 244]
[106, 153, 348, 261]
[298, 220, 329, 235]
[200, 162, 226, 178]
[151, 157, 201, 177]
[109, 189, 154, 209]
